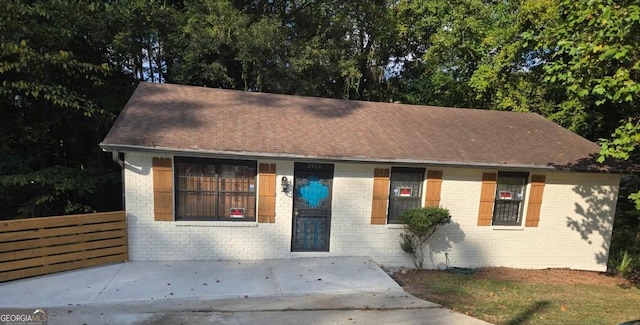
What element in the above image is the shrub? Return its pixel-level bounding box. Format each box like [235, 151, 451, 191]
[399, 206, 451, 269]
[612, 250, 635, 276]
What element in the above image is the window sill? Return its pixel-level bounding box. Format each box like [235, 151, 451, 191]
[385, 223, 407, 229]
[491, 225, 525, 231]
[175, 221, 258, 228]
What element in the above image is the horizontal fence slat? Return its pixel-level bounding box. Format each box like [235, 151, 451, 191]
[0, 246, 128, 272]
[0, 255, 127, 283]
[0, 220, 126, 242]
[0, 211, 126, 232]
[0, 229, 126, 253]
[0, 211, 127, 282]
[0, 237, 127, 263]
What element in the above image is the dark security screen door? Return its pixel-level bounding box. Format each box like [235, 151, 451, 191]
[292, 162, 333, 252]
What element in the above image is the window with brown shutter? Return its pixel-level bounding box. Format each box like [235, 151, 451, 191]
[525, 175, 545, 227]
[173, 157, 257, 221]
[388, 167, 425, 223]
[478, 172, 544, 227]
[425, 170, 443, 207]
[370, 168, 390, 225]
[258, 163, 276, 223]
[153, 157, 174, 221]
[492, 172, 529, 225]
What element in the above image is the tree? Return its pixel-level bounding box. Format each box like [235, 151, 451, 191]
[543, 0, 640, 141]
[399, 207, 451, 269]
[542, 0, 640, 192]
[390, 0, 561, 117]
[171, 0, 288, 91]
[170, 0, 397, 100]
[108, 0, 183, 83]
[540, 0, 640, 274]
[0, 0, 132, 218]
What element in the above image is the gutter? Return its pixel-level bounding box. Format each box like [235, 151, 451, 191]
[99, 143, 626, 174]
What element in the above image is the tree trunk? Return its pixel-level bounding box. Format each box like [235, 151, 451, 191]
[39, 63, 52, 169]
[414, 237, 424, 269]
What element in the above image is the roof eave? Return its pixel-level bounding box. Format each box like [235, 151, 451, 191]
[99, 143, 625, 174]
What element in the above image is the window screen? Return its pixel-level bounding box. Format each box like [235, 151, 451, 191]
[492, 172, 528, 225]
[388, 167, 424, 224]
[175, 157, 256, 221]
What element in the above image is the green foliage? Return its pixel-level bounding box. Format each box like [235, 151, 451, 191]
[400, 206, 452, 239]
[108, 0, 182, 83]
[399, 207, 451, 269]
[0, 0, 131, 218]
[541, 0, 640, 275]
[390, 0, 559, 114]
[544, 0, 640, 107]
[174, 0, 285, 90]
[607, 176, 640, 276]
[0, 166, 121, 218]
[170, 0, 396, 100]
[599, 121, 640, 163]
[543, 0, 640, 139]
[399, 232, 415, 254]
[612, 250, 635, 275]
[0, 1, 110, 117]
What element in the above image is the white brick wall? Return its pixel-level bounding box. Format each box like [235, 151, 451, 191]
[123, 152, 619, 271]
[437, 168, 619, 272]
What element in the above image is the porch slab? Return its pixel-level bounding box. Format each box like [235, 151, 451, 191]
[0, 256, 401, 308]
[0, 257, 496, 325]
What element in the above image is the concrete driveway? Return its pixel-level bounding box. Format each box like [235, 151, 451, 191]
[0, 256, 491, 324]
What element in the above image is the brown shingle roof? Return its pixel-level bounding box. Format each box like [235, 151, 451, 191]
[100, 82, 614, 171]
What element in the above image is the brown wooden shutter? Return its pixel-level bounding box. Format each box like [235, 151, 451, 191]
[153, 157, 174, 221]
[258, 163, 276, 223]
[425, 170, 443, 207]
[371, 168, 390, 225]
[525, 174, 545, 227]
[477, 172, 497, 226]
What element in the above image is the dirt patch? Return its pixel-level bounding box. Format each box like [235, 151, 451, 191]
[473, 267, 632, 286]
[394, 267, 636, 288]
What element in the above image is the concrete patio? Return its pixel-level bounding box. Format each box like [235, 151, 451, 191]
[0, 256, 491, 324]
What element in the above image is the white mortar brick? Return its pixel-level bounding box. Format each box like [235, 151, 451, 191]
[123, 152, 619, 271]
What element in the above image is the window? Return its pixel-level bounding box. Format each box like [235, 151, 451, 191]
[388, 167, 424, 223]
[175, 157, 256, 221]
[492, 172, 528, 225]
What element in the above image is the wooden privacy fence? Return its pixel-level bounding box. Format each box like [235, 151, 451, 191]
[0, 211, 128, 282]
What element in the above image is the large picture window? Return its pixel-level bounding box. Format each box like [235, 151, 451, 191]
[492, 172, 528, 226]
[388, 167, 424, 224]
[175, 157, 256, 221]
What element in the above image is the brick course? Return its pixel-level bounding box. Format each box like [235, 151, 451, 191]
[124, 152, 619, 271]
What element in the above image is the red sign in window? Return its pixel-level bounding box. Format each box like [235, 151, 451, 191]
[399, 187, 412, 197]
[499, 191, 512, 199]
[230, 208, 245, 218]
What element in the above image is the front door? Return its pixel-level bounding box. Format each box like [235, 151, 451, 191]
[291, 162, 333, 252]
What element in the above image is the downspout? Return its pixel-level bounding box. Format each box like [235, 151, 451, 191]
[111, 150, 125, 168]
[111, 151, 126, 210]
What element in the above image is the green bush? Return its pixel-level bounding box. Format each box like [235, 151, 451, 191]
[399, 206, 451, 269]
[608, 215, 640, 276]
[615, 250, 635, 275]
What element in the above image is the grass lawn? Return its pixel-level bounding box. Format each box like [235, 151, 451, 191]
[394, 268, 640, 325]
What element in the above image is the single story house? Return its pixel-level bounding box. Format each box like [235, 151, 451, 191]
[100, 82, 622, 271]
